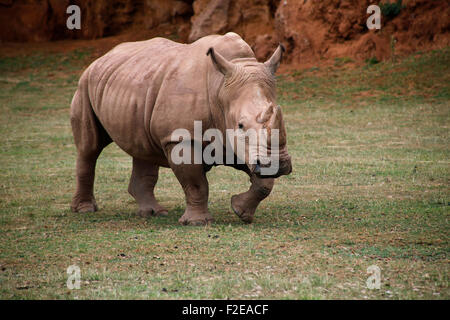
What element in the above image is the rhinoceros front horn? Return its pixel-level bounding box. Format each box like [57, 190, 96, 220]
[264, 44, 285, 75]
[207, 47, 236, 76]
[257, 104, 275, 124]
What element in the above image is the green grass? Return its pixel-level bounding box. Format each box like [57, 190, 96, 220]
[0, 47, 449, 299]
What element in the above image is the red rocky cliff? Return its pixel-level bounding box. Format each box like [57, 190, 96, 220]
[1, 0, 448, 65]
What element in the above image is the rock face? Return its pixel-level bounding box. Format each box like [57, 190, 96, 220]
[1, 0, 449, 65]
[188, 0, 230, 42]
[188, 0, 278, 60]
[0, 0, 193, 41]
[273, 0, 450, 65]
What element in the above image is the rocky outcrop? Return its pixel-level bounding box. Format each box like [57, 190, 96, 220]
[188, 0, 278, 60]
[188, 0, 230, 42]
[1, 0, 448, 66]
[0, 0, 193, 41]
[273, 0, 450, 65]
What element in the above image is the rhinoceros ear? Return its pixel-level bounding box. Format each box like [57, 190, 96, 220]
[264, 44, 285, 75]
[207, 47, 235, 76]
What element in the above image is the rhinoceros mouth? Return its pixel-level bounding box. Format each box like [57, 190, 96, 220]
[250, 156, 292, 178]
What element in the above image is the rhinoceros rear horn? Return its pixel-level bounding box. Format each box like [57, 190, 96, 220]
[264, 44, 285, 75]
[207, 47, 235, 76]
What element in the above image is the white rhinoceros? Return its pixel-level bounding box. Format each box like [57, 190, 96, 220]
[70, 32, 292, 225]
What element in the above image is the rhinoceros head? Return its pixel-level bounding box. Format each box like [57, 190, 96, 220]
[207, 45, 292, 178]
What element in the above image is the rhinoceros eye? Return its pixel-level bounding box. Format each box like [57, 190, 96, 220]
[238, 123, 244, 130]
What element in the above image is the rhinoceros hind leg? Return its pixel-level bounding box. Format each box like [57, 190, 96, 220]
[231, 175, 274, 223]
[128, 158, 168, 218]
[70, 155, 99, 213]
[70, 89, 111, 213]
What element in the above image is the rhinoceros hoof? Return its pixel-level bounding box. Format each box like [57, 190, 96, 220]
[71, 201, 98, 213]
[138, 208, 168, 218]
[231, 195, 256, 224]
[178, 211, 214, 226]
[179, 217, 214, 226]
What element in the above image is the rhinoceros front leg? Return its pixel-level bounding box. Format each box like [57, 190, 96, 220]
[128, 158, 168, 218]
[231, 175, 274, 223]
[168, 158, 213, 226]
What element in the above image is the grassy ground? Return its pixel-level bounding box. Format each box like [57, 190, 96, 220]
[0, 47, 448, 299]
